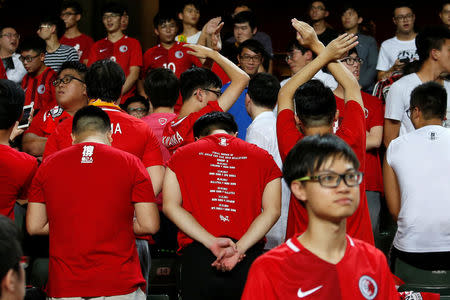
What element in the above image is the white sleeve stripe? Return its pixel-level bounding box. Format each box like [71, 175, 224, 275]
[286, 239, 301, 252]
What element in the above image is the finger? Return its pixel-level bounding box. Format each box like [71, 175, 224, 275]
[215, 22, 224, 33]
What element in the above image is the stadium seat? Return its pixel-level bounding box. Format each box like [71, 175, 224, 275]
[29, 258, 49, 289]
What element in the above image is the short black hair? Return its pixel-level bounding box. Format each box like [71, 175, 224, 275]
[415, 26, 450, 61]
[392, 1, 415, 14]
[59, 61, 88, 80]
[0, 215, 22, 291]
[0, 79, 25, 129]
[283, 134, 359, 186]
[72, 105, 111, 135]
[294, 80, 336, 127]
[40, 16, 66, 39]
[232, 11, 256, 30]
[340, 2, 362, 17]
[18, 36, 46, 54]
[61, 0, 83, 15]
[309, 0, 330, 11]
[441, 0, 450, 11]
[101, 2, 125, 15]
[286, 39, 310, 54]
[85, 59, 125, 103]
[122, 95, 150, 113]
[178, 0, 201, 13]
[238, 39, 267, 57]
[179, 67, 222, 102]
[153, 11, 178, 28]
[247, 73, 280, 109]
[193, 111, 238, 138]
[410, 81, 447, 120]
[144, 68, 179, 109]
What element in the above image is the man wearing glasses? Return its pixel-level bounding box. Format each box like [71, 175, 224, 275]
[59, 0, 94, 65]
[22, 61, 88, 158]
[308, 0, 338, 46]
[376, 3, 419, 81]
[0, 26, 26, 84]
[88, 2, 142, 104]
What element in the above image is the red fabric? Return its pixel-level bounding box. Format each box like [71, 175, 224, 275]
[29, 143, 154, 297]
[88, 36, 143, 103]
[60, 34, 94, 63]
[26, 106, 71, 138]
[242, 235, 399, 300]
[162, 100, 222, 154]
[21, 67, 57, 112]
[277, 102, 374, 245]
[211, 62, 230, 86]
[0, 60, 6, 79]
[44, 103, 163, 169]
[167, 133, 282, 250]
[399, 292, 440, 300]
[0, 145, 37, 220]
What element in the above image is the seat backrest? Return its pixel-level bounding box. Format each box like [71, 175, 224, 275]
[395, 258, 450, 285]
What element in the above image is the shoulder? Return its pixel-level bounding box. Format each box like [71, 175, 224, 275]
[0, 145, 36, 165]
[124, 36, 141, 45]
[349, 237, 386, 262]
[390, 73, 419, 90]
[358, 33, 377, 44]
[380, 37, 397, 47]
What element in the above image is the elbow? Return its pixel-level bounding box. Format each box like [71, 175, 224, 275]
[26, 221, 40, 236]
[22, 141, 44, 157]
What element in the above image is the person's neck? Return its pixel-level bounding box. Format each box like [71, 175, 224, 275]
[416, 61, 446, 83]
[160, 40, 175, 50]
[178, 99, 198, 119]
[181, 23, 199, 37]
[64, 100, 88, 116]
[303, 125, 332, 136]
[107, 30, 124, 43]
[345, 26, 358, 35]
[153, 106, 174, 114]
[415, 118, 444, 129]
[210, 129, 230, 135]
[250, 106, 272, 121]
[75, 133, 110, 145]
[298, 215, 348, 264]
[312, 20, 327, 35]
[396, 30, 416, 41]
[0, 48, 13, 59]
[31, 64, 47, 77]
[0, 128, 13, 145]
[46, 37, 60, 53]
[64, 26, 82, 39]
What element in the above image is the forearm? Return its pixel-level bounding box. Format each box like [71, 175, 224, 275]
[366, 126, 383, 150]
[121, 68, 140, 95]
[147, 165, 165, 196]
[136, 79, 147, 98]
[22, 134, 47, 157]
[383, 119, 400, 148]
[328, 61, 362, 105]
[210, 50, 248, 86]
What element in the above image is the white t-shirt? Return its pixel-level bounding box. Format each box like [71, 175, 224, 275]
[376, 36, 419, 71]
[280, 69, 338, 90]
[387, 125, 450, 252]
[175, 31, 201, 44]
[5, 53, 26, 84]
[246, 111, 290, 249]
[385, 73, 450, 135]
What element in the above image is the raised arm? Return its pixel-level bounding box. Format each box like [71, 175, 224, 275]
[184, 44, 249, 112]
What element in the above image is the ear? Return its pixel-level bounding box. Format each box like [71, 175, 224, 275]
[431, 48, 440, 60]
[237, 54, 241, 66]
[324, 11, 329, 18]
[357, 17, 363, 25]
[2, 269, 18, 293]
[393, 17, 398, 25]
[107, 131, 113, 144]
[334, 110, 339, 123]
[39, 53, 45, 62]
[252, 27, 257, 35]
[71, 133, 76, 145]
[154, 28, 160, 37]
[51, 24, 57, 35]
[305, 50, 313, 61]
[75, 14, 81, 22]
[291, 181, 307, 203]
[294, 114, 301, 126]
[178, 12, 184, 21]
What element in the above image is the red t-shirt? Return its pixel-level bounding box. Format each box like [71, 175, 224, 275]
[88, 36, 143, 103]
[44, 101, 163, 169]
[29, 142, 154, 297]
[21, 67, 57, 112]
[335, 92, 384, 192]
[26, 106, 71, 138]
[167, 133, 282, 250]
[242, 235, 399, 300]
[60, 34, 95, 63]
[277, 101, 374, 245]
[0, 145, 37, 219]
[0, 59, 6, 79]
[162, 100, 222, 154]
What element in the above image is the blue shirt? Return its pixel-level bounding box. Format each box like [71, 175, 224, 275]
[221, 82, 251, 140]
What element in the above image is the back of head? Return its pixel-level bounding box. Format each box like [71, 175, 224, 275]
[59, 60, 88, 79]
[232, 11, 256, 29]
[179, 67, 222, 102]
[101, 1, 125, 16]
[193, 111, 238, 138]
[294, 79, 336, 127]
[40, 16, 66, 39]
[410, 81, 447, 120]
[61, 0, 83, 15]
[144, 68, 179, 109]
[72, 105, 111, 136]
[0, 79, 25, 130]
[18, 36, 46, 54]
[247, 73, 280, 109]
[238, 39, 267, 57]
[0, 215, 22, 289]
[153, 11, 177, 28]
[283, 133, 359, 186]
[415, 26, 450, 61]
[85, 59, 125, 103]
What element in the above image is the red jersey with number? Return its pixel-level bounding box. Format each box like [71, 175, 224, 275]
[162, 100, 222, 154]
[21, 67, 57, 112]
[242, 235, 399, 300]
[88, 36, 143, 103]
[44, 100, 163, 169]
[0, 145, 37, 219]
[277, 101, 374, 245]
[167, 133, 282, 250]
[26, 106, 71, 138]
[29, 142, 154, 297]
[60, 34, 95, 63]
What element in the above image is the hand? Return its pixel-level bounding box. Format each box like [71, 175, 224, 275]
[203, 17, 224, 51]
[9, 121, 24, 141]
[208, 237, 237, 258]
[392, 59, 406, 72]
[291, 18, 321, 51]
[203, 17, 222, 36]
[184, 44, 215, 59]
[322, 33, 358, 61]
[215, 251, 246, 271]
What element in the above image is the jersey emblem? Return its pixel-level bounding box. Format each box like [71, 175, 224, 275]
[158, 117, 168, 126]
[359, 275, 378, 299]
[49, 106, 64, 118]
[119, 45, 128, 53]
[364, 107, 369, 119]
[219, 215, 230, 222]
[110, 56, 117, 62]
[218, 137, 229, 147]
[154, 55, 163, 60]
[81, 145, 94, 164]
[37, 84, 46, 94]
[297, 285, 322, 298]
[175, 50, 184, 59]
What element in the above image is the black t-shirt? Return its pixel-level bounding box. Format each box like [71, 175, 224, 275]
[318, 27, 338, 46]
